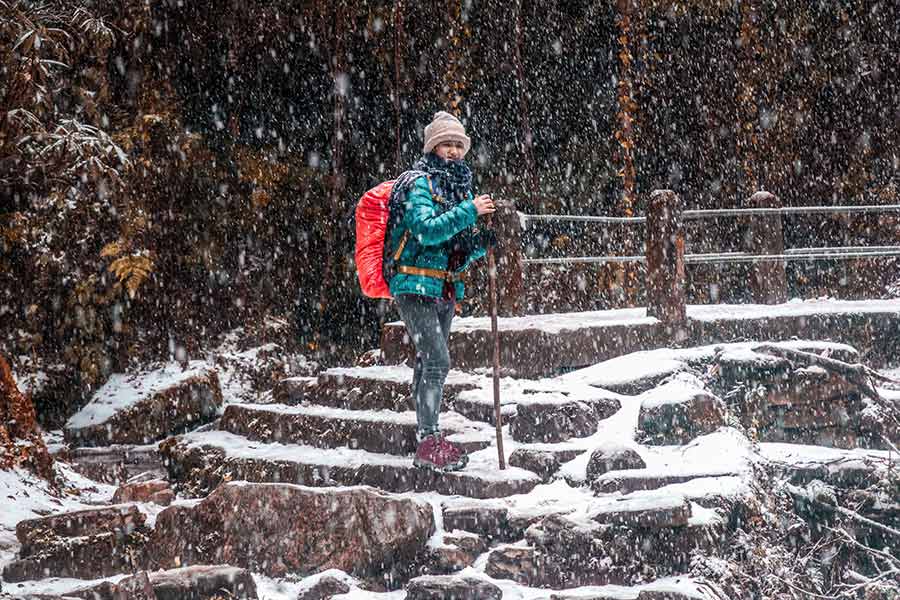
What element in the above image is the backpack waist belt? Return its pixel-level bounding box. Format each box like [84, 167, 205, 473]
[397, 265, 463, 282]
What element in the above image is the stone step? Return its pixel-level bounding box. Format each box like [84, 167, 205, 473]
[51, 443, 166, 485]
[273, 366, 481, 412]
[161, 430, 541, 500]
[485, 507, 725, 589]
[15, 504, 145, 557]
[590, 469, 743, 495]
[2, 530, 150, 582]
[381, 299, 900, 377]
[219, 403, 494, 456]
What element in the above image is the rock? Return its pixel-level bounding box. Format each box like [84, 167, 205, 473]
[591, 471, 734, 495]
[296, 574, 351, 599]
[424, 531, 488, 574]
[510, 393, 621, 443]
[637, 591, 701, 600]
[160, 431, 538, 500]
[638, 380, 726, 445]
[484, 545, 539, 586]
[54, 444, 167, 485]
[67, 571, 155, 600]
[116, 572, 157, 599]
[276, 368, 477, 412]
[146, 565, 258, 599]
[405, 575, 503, 600]
[586, 446, 646, 481]
[214, 342, 296, 395]
[151, 482, 434, 578]
[2, 530, 151, 582]
[5, 504, 150, 584]
[15, 505, 145, 557]
[591, 497, 692, 529]
[508, 449, 560, 481]
[64, 362, 223, 446]
[492, 512, 725, 588]
[444, 531, 488, 555]
[113, 478, 174, 505]
[66, 581, 131, 600]
[442, 505, 515, 542]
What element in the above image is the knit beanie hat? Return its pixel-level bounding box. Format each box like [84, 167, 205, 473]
[422, 111, 471, 157]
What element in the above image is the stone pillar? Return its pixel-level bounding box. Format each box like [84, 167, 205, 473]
[492, 200, 525, 316]
[645, 189, 686, 324]
[742, 191, 787, 304]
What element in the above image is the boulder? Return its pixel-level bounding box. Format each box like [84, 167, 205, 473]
[55, 444, 167, 485]
[405, 575, 502, 600]
[442, 505, 515, 542]
[424, 531, 488, 574]
[15, 504, 145, 557]
[508, 449, 561, 482]
[485, 511, 724, 589]
[113, 478, 174, 505]
[4, 504, 151, 583]
[296, 574, 351, 600]
[591, 497, 692, 529]
[213, 342, 299, 396]
[510, 393, 621, 443]
[65, 362, 223, 446]
[483, 545, 540, 586]
[2, 530, 151, 582]
[638, 379, 726, 445]
[150, 482, 434, 578]
[586, 446, 646, 482]
[276, 367, 477, 411]
[66, 571, 156, 600]
[146, 565, 258, 600]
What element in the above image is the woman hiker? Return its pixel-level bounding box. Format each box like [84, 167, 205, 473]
[387, 111, 496, 473]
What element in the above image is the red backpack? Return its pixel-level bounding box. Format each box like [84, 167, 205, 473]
[354, 180, 396, 298]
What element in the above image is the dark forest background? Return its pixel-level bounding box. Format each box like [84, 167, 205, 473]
[1, 0, 899, 415]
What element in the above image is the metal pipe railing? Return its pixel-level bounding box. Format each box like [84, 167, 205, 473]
[523, 247, 900, 266]
[519, 204, 900, 226]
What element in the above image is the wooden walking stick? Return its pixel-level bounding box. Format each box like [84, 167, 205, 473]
[487, 217, 506, 470]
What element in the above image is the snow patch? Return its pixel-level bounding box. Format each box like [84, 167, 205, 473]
[66, 360, 212, 429]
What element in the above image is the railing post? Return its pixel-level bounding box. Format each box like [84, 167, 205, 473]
[494, 200, 525, 316]
[646, 189, 686, 324]
[742, 191, 787, 304]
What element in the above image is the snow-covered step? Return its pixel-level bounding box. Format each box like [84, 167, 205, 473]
[219, 403, 494, 456]
[162, 430, 541, 500]
[382, 298, 900, 377]
[485, 502, 726, 589]
[759, 442, 898, 488]
[51, 443, 166, 485]
[590, 469, 744, 495]
[273, 365, 481, 412]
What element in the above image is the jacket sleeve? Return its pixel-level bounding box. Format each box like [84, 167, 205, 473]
[404, 177, 477, 247]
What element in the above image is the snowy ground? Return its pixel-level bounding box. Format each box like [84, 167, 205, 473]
[2, 332, 898, 599]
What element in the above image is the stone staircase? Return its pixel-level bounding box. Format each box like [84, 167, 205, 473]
[155, 363, 755, 596]
[8, 339, 895, 599]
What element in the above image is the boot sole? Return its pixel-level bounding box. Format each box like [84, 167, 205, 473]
[413, 454, 469, 473]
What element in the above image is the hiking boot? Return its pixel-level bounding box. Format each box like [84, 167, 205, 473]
[414, 433, 469, 473]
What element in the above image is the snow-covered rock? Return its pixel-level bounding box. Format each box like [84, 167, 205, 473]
[64, 361, 222, 447]
[150, 482, 435, 578]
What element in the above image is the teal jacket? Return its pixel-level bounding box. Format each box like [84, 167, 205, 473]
[388, 176, 487, 300]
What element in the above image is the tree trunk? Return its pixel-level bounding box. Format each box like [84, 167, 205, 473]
[315, 0, 348, 346]
[0, 355, 54, 480]
[513, 0, 538, 210]
[393, 0, 405, 171]
[615, 0, 639, 305]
